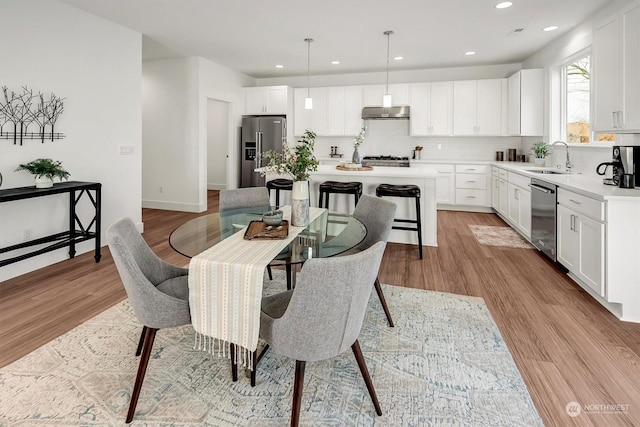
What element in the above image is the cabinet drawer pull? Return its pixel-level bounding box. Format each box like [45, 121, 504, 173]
[466, 180, 477, 183]
[466, 196, 476, 199]
[569, 199, 581, 205]
[465, 168, 476, 172]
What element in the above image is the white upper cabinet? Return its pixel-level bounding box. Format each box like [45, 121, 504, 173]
[593, 2, 640, 133]
[507, 69, 543, 136]
[294, 86, 363, 136]
[244, 86, 289, 115]
[453, 79, 505, 136]
[294, 87, 327, 136]
[326, 86, 364, 136]
[362, 84, 410, 106]
[409, 82, 453, 136]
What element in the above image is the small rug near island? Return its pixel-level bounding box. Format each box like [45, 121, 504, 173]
[0, 272, 542, 426]
[469, 225, 534, 249]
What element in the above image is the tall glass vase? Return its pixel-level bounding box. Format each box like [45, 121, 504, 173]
[291, 180, 310, 226]
[352, 147, 361, 164]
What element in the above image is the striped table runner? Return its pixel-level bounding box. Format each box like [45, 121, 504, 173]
[188, 206, 325, 367]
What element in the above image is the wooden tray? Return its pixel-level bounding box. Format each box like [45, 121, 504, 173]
[243, 220, 289, 240]
[336, 165, 373, 171]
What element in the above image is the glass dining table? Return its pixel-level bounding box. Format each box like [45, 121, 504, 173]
[169, 206, 367, 289]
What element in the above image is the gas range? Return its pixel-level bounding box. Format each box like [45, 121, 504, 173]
[361, 155, 410, 167]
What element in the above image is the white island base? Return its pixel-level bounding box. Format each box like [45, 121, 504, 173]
[267, 165, 440, 248]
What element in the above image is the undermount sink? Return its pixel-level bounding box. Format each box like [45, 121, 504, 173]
[526, 169, 569, 175]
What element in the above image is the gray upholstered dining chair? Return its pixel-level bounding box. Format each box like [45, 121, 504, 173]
[219, 186, 288, 284]
[107, 217, 191, 424]
[348, 194, 397, 327]
[260, 241, 386, 427]
[219, 186, 271, 212]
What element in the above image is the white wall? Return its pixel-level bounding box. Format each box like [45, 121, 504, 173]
[207, 99, 229, 190]
[316, 120, 522, 162]
[142, 58, 200, 211]
[142, 57, 253, 212]
[0, 0, 142, 282]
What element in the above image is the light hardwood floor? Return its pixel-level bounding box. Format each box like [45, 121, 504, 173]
[2, 190, 640, 426]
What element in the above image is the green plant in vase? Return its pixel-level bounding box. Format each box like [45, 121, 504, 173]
[530, 141, 550, 166]
[262, 130, 318, 226]
[15, 158, 70, 188]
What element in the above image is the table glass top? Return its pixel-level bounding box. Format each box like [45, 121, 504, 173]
[169, 206, 367, 264]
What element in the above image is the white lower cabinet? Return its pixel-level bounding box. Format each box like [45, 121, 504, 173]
[454, 164, 490, 206]
[557, 190, 606, 297]
[431, 164, 455, 205]
[507, 183, 531, 238]
[492, 167, 530, 238]
[506, 172, 531, 238]
[491, 166, 509, 216]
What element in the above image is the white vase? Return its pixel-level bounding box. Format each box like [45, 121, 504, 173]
[35, 176, 53, 188]
[291, 180, 309, 227]
[534, 157, 546, 166]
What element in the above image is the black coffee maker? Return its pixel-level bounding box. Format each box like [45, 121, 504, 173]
[612, 146, 639, 188]
[596, 148, 624, 186]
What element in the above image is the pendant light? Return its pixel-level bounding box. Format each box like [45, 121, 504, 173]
[382, 30, 393, 108]
[304, 38, 314, 110]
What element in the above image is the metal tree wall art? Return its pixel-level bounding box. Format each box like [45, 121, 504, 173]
[0, 86, 66, 145]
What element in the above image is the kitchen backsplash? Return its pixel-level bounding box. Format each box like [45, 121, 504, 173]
[312, 119, 523, 161]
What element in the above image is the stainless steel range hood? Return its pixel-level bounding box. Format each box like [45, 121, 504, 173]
[361, 106, 410, 120]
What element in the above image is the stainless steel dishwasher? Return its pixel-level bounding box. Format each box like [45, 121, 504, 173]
[529, 178, 558, 262]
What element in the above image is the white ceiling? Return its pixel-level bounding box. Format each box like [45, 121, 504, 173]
[59, 0, 614, 78]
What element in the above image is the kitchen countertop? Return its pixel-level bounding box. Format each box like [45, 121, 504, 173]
[312, 164, 440, 179]
[492, 161, 640, 201]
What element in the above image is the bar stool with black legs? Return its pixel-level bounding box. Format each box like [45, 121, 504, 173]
[318, 181, 363, 211]
[266, 179, 293, 208]
[375, 184, 423, 259]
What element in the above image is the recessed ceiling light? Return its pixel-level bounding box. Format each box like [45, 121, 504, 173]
[495, 1, 513, 9]
[394, 56, 403, 61]
[275, 64, 284, 68]
[543, 25, 559, 32]
[331, 60, 340, 65]
[465, 51, 476, 56]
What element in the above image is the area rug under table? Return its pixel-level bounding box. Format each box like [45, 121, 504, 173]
[469, 225, 534, 249]
[0, 272, 542, 426]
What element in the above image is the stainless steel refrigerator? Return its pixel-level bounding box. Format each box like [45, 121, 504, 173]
[240, 116, 286, 188]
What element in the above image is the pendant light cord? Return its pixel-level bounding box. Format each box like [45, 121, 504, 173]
[305, 38, 313, 98]
[384, 30, 393, 95]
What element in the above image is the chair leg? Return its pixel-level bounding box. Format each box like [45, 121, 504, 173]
[415, 196, 423, 259]
[291, 360, 306, 427]
[351, 340, 382, 416]
[230, 344, 238, 382]
[286, 264, 293, 290]
[267, 265, 273, 281]
[374, 277, 394, 327]
[251, 349, 257, 386]
[135, 326, 147, 356]
[126, 327, 158, 423]
[275, 189, 280, 208]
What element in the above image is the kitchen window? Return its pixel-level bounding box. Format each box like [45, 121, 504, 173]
[560, 52, 615, 143]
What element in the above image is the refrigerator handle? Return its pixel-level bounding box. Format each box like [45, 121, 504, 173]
[255, 132, 262, 168]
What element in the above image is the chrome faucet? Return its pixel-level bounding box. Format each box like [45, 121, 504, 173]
[551, 140, 572, 171]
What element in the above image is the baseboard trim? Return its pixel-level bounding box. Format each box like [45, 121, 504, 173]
[142, 199, 204, 213]
[207, 183, 226, 190]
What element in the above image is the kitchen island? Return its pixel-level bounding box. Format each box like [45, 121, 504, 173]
[312, 165, 440, 247]
[264, 165, 440, 247]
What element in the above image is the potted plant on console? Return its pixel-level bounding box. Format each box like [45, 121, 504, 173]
[263, 130, 318, 226]
[531, 141, 550, 166]
[15, 158, 70, 188]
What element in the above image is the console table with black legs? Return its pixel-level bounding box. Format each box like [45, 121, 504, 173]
[0, 181, 102, 268]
